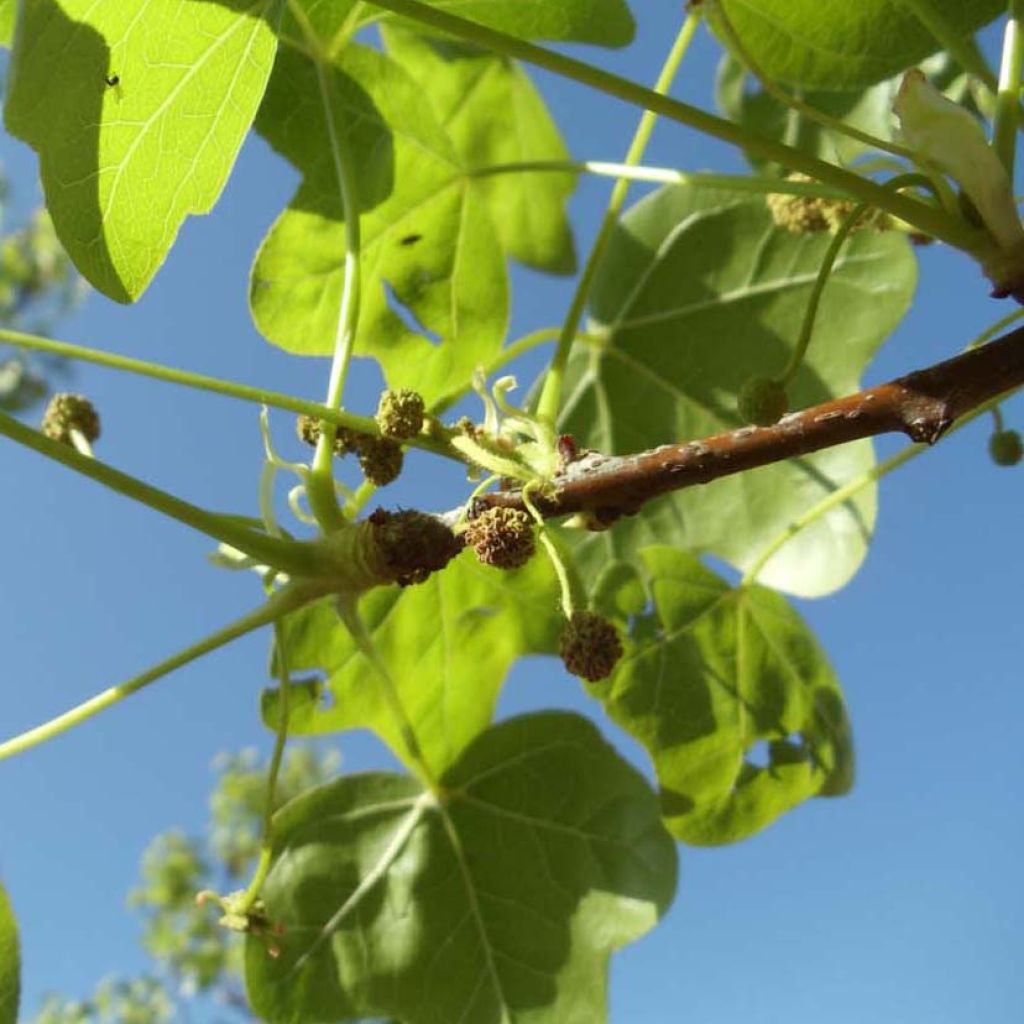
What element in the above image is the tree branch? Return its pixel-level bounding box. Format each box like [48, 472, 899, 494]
[474, 324, 1024, 523]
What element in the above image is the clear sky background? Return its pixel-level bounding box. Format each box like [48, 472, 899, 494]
[1, 7, 1022, 1023]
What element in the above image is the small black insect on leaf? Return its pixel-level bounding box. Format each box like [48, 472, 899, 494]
[400, 233, 423, 247]
[105, 74, 120, 87]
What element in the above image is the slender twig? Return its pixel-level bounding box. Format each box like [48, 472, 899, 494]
[475, 324, 1024, 522]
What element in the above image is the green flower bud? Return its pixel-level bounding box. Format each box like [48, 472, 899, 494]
[464, 507, 535, 569]
[375, 388, 425, 440]
[988, 429, 1022, 467]
[41, 392, 100, 446]
[737, 377, 788, 427]
[559, 611, 623, 683]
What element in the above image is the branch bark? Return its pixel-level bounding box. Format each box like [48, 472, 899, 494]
[473, 323, 1024, 523]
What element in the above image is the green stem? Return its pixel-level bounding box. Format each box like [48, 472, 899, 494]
[469, 161, 856, 199]
[709, 0, 913, 162]
[336, 598, 439, 789]
[0, 327, 380, 437]
[289, 0, 364, 532]
[994, 0, 1024, 177]
[522, 485, 585, 618]
[237, 617, 293, 915]
[966, 305, 1024, 348]
[781, 174, 933, 386]
[0, 585, 310, 761]
[897, 0, 999, 91]
[363, 0, 992, 255]
[0, 408, 317, 577]
[536, 7, 702, 427]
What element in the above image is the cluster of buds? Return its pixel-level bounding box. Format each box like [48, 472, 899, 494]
[737, 376, 788, 427]
[989, 429, 1022, 467]
[375, 388, 425, 440]
[41, 392, 100, 448]
[767, 174, 889, 235]
[296, 412, 406, 486]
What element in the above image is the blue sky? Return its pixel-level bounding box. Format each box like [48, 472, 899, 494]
[1, 7, 1022, 1023]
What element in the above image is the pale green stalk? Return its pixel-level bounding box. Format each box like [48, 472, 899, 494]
[994, 0, 1024, 177]
[336, 599, 438, 789]
[288, 0, 364, 531]
[0, 327, 379, 435]
[0, 585, 311, 761]
[536, 7, 703, 427]
[469, 161, 855, 199]
[708, 0, 914, 161]
[0, 408, 316, 577]
[237, 616, 293, 914]
[362, 0, 993, 255]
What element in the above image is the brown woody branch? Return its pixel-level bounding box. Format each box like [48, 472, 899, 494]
[472, 323, 1024, 524]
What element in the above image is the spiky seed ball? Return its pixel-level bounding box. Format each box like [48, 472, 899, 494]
[356, 436, 404, 485]
[989, 429, 1023, 466]
[737, 377, 788, 427]
[41, 393, 100, 446]
[464, 507, 535, 569]
[376, 388, 425, 440]
[559, 611, 623, 683]
[369, 508, 462, 586]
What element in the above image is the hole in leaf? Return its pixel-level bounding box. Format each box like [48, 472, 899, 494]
[383, 280, 441, 345]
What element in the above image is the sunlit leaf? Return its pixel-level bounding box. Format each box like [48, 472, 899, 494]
[245, 712, 677, 1024]
[4, 0, 280, 302]
[381, 25, 577, 274]
[559, 182, 916, 597]
[251, 41, 508, 403]
[590, 546, 853, 845]
[0, 0, 15, 46]
[0, 881, 19, 1024]
[708, 0, 1003, 90]
[263, 552, 561, 775]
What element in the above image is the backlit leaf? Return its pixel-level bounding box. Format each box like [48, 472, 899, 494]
[4, 0, 280, 301]
[381, 25, 577, 274]
[251, 41, 508, 403]
[245, 712, 677, 1024]
[590, 547, 853, 845]
[559, 182, 916, 597]
[263, 552, 561, 775]
[0, 881, 19, 1024]
[708, 0, 1003, 90]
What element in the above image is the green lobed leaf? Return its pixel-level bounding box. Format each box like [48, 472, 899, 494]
[4, 0, 281, 302]
[716, 52, 983, 173]
[708, 0, 1004, 90]
[281, 0, 635, 49]
[245, 712, 677, 1024]
[381, 25, 577, 275]
[0, 881, 19, 1024]
[251, 41, 508, 403]
[559, 182, 916, 597]
[0, 0, 14, 47]
[591, 546, 854, 845]
[263, 552, 562, 775]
